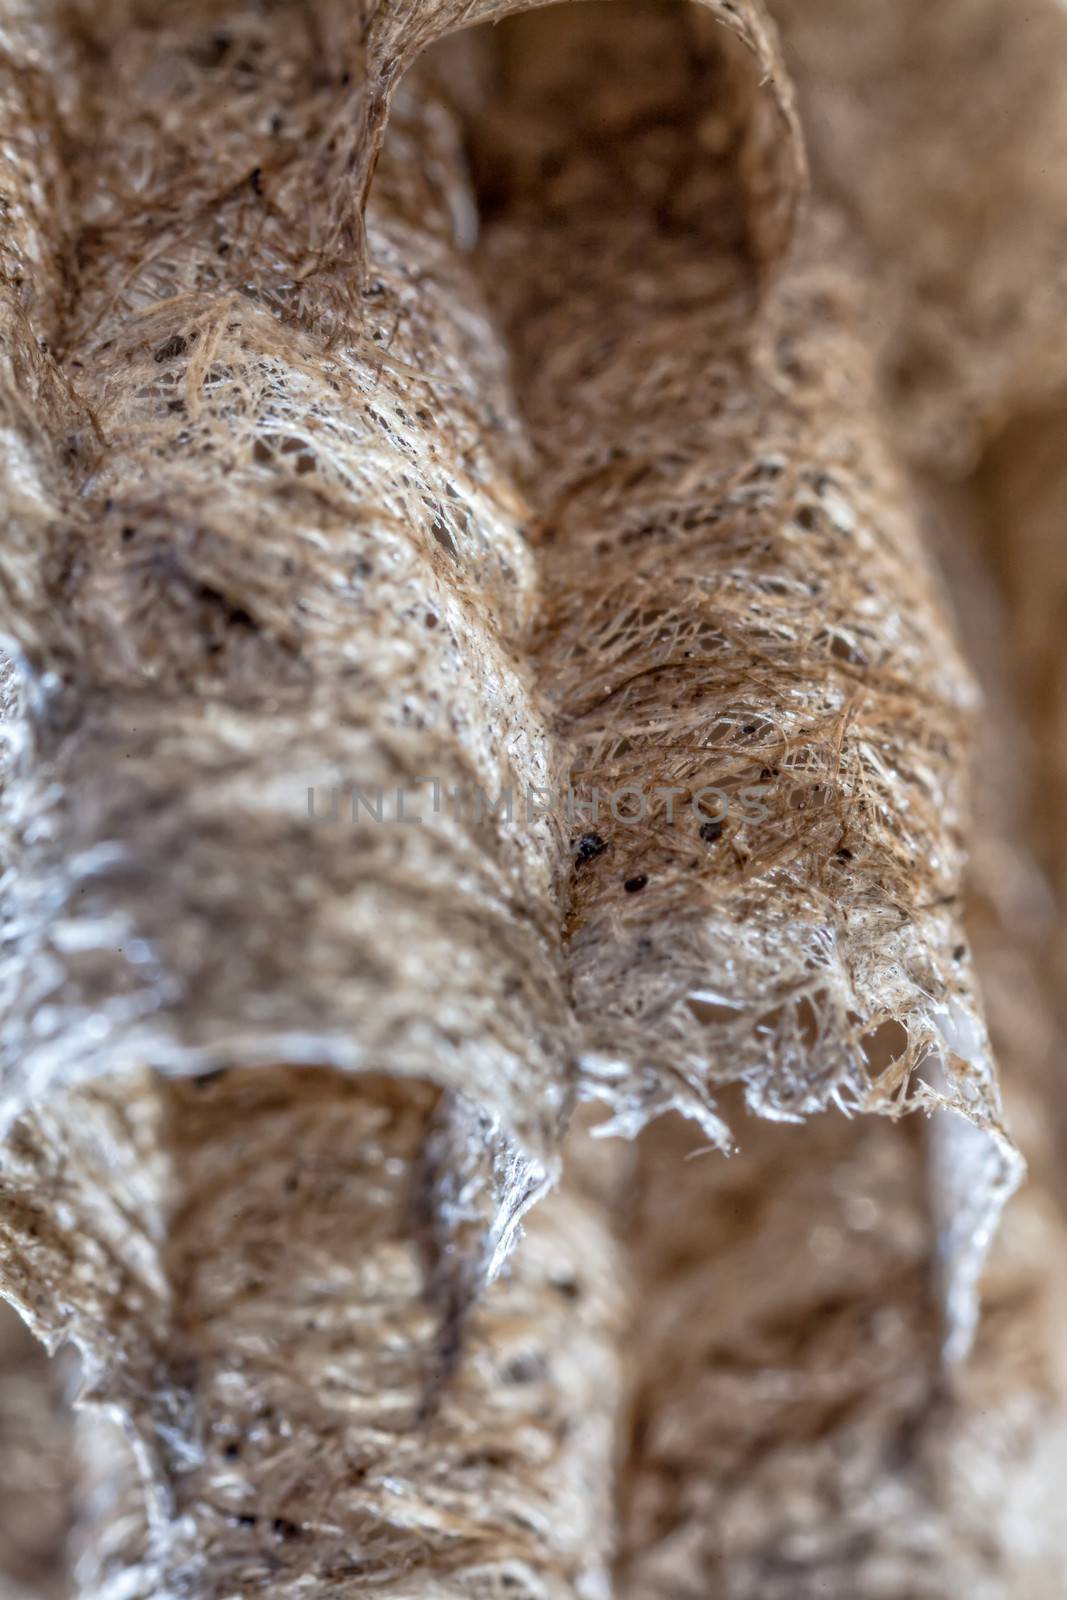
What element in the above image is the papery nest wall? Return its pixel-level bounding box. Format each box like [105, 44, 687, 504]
[3, 0, 1066, 1593]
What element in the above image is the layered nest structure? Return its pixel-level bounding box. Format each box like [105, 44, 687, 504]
[3, 1, 1067, 1595]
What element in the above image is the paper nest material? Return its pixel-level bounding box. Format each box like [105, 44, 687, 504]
[1, 0, 1066, 1594]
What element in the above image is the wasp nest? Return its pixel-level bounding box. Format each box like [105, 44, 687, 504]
[2, 0, 1067, 1595]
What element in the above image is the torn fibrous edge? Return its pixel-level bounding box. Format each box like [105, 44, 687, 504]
[579, 972, 1023, 1364]
[573, 825, 1025, 1333]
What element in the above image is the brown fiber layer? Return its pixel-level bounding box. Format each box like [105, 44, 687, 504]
[3, 1, 1066, 1594]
